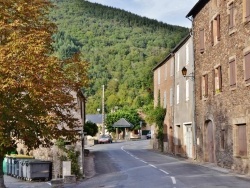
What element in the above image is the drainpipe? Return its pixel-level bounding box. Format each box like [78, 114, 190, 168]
[171, 53, 175, 154]
[188, 17, 197, 160]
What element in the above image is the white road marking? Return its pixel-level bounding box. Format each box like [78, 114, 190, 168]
[159, 169, 169, 175]
[149, 164, 157, 168]
[171, 176, 176, 184]
[121, 145, 177, 186]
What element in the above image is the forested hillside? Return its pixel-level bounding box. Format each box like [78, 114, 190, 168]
[50, 0, 189, 113]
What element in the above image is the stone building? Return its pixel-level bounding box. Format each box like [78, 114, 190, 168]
[153, 54, 175, 153]
[187, 0, 250, 174]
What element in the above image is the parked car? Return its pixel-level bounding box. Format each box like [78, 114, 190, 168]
[98, 135, 112, 144]
[146, 131, 151, 139]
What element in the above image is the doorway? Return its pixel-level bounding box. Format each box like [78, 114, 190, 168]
[185, 124, 193, 158]
[205, 120, 215, 163]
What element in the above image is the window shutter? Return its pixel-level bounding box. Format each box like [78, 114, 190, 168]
[232, 60, 236, 86]
[212, 69, 215, 95]
[218, 66, 222, 91]
[200, 29, 205, 53]
[246, 0, 250, 21]
[245, 52, 250, 83]
[205, 74, 208, 97]
[229, 59, 236, 86]
[217, 15, 221, 41]
[200, 76, 202, 99]
[211, 21, 214, 45]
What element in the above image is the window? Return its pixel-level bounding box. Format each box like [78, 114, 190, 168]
[165, 64, 167, 80]
[235, 124, 247, 156]
[228, 2, 235, 30]
[177, 53, 180, 72]
[170, 88, 173, 106]
[199, 29, 205, 53]
[158, 68, 160, 85]
[244, 51, 250, 84]
[176, 84, 179, 104]
[213, 66, 222, 94]
[186, 80, 189, 101]
[163, 91, 167, 108]
[201, 74, 208, 99]
[171, 59, 174, 76]
[229, 59, 236, 87]
[220, 129, 225, 150]
[186, 44, 189, 65]
[212, 0, 219, 8]
[243, 0, 250, 22]
[211, 14, 221, 45]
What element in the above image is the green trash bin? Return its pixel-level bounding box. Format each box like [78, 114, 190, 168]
[2, 157, 7, 175]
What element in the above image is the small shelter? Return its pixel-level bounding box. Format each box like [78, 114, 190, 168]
[112, 118, 134, 140]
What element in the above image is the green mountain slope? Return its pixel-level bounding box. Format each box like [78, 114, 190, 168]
[50, 0, 189, 113]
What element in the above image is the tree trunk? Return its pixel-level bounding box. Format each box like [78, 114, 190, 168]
[0, 156, 6, 188]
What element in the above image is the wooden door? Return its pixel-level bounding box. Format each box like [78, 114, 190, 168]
[185, 124, 193, 158]
[206, 121, 215, 163]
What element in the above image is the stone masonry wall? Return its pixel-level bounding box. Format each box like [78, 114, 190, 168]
[193, 0, 250, 174]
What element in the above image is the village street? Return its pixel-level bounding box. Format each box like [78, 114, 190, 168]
[76, 140, 250, 188]
[4, 139, 250, 188]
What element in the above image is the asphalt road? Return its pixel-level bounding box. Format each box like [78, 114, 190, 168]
[5, 140, 250, 188]
[77, 140, 250, 188]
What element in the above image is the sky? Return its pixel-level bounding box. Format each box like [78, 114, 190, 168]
[87, 0, 199, 28]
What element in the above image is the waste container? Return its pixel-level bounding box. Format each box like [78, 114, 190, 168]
[6, 154, 34, 177]
[25, 160, 52, 181]
[18, 160, 25, 179]
[22, 159, 39, 180]
[2, 157, 7, 175]
[9, 155, 34, 178]
[6, 155, 12, 176]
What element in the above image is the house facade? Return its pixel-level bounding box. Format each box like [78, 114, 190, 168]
[173, 34, 195, 158]
[153, 54, 175, 153]
[187, 0, 250, 174]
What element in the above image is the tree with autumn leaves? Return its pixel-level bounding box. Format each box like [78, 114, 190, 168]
[0, 1, 88, 187]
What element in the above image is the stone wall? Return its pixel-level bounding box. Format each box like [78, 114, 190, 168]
[193, 0, 250, 174]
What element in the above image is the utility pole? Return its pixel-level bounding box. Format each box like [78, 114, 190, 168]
[102, 85, 105, 135]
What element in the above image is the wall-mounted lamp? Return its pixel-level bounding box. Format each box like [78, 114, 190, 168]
[181, 66, 194, 80]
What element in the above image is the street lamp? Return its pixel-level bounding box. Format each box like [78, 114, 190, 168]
[181, 66, 194, 80]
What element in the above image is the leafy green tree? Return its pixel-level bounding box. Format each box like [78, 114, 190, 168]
[50, 0, 189, 113]
[84, 121, 98, 137]
[0, 1, 88, 187]
[105, 109, 141, 133]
